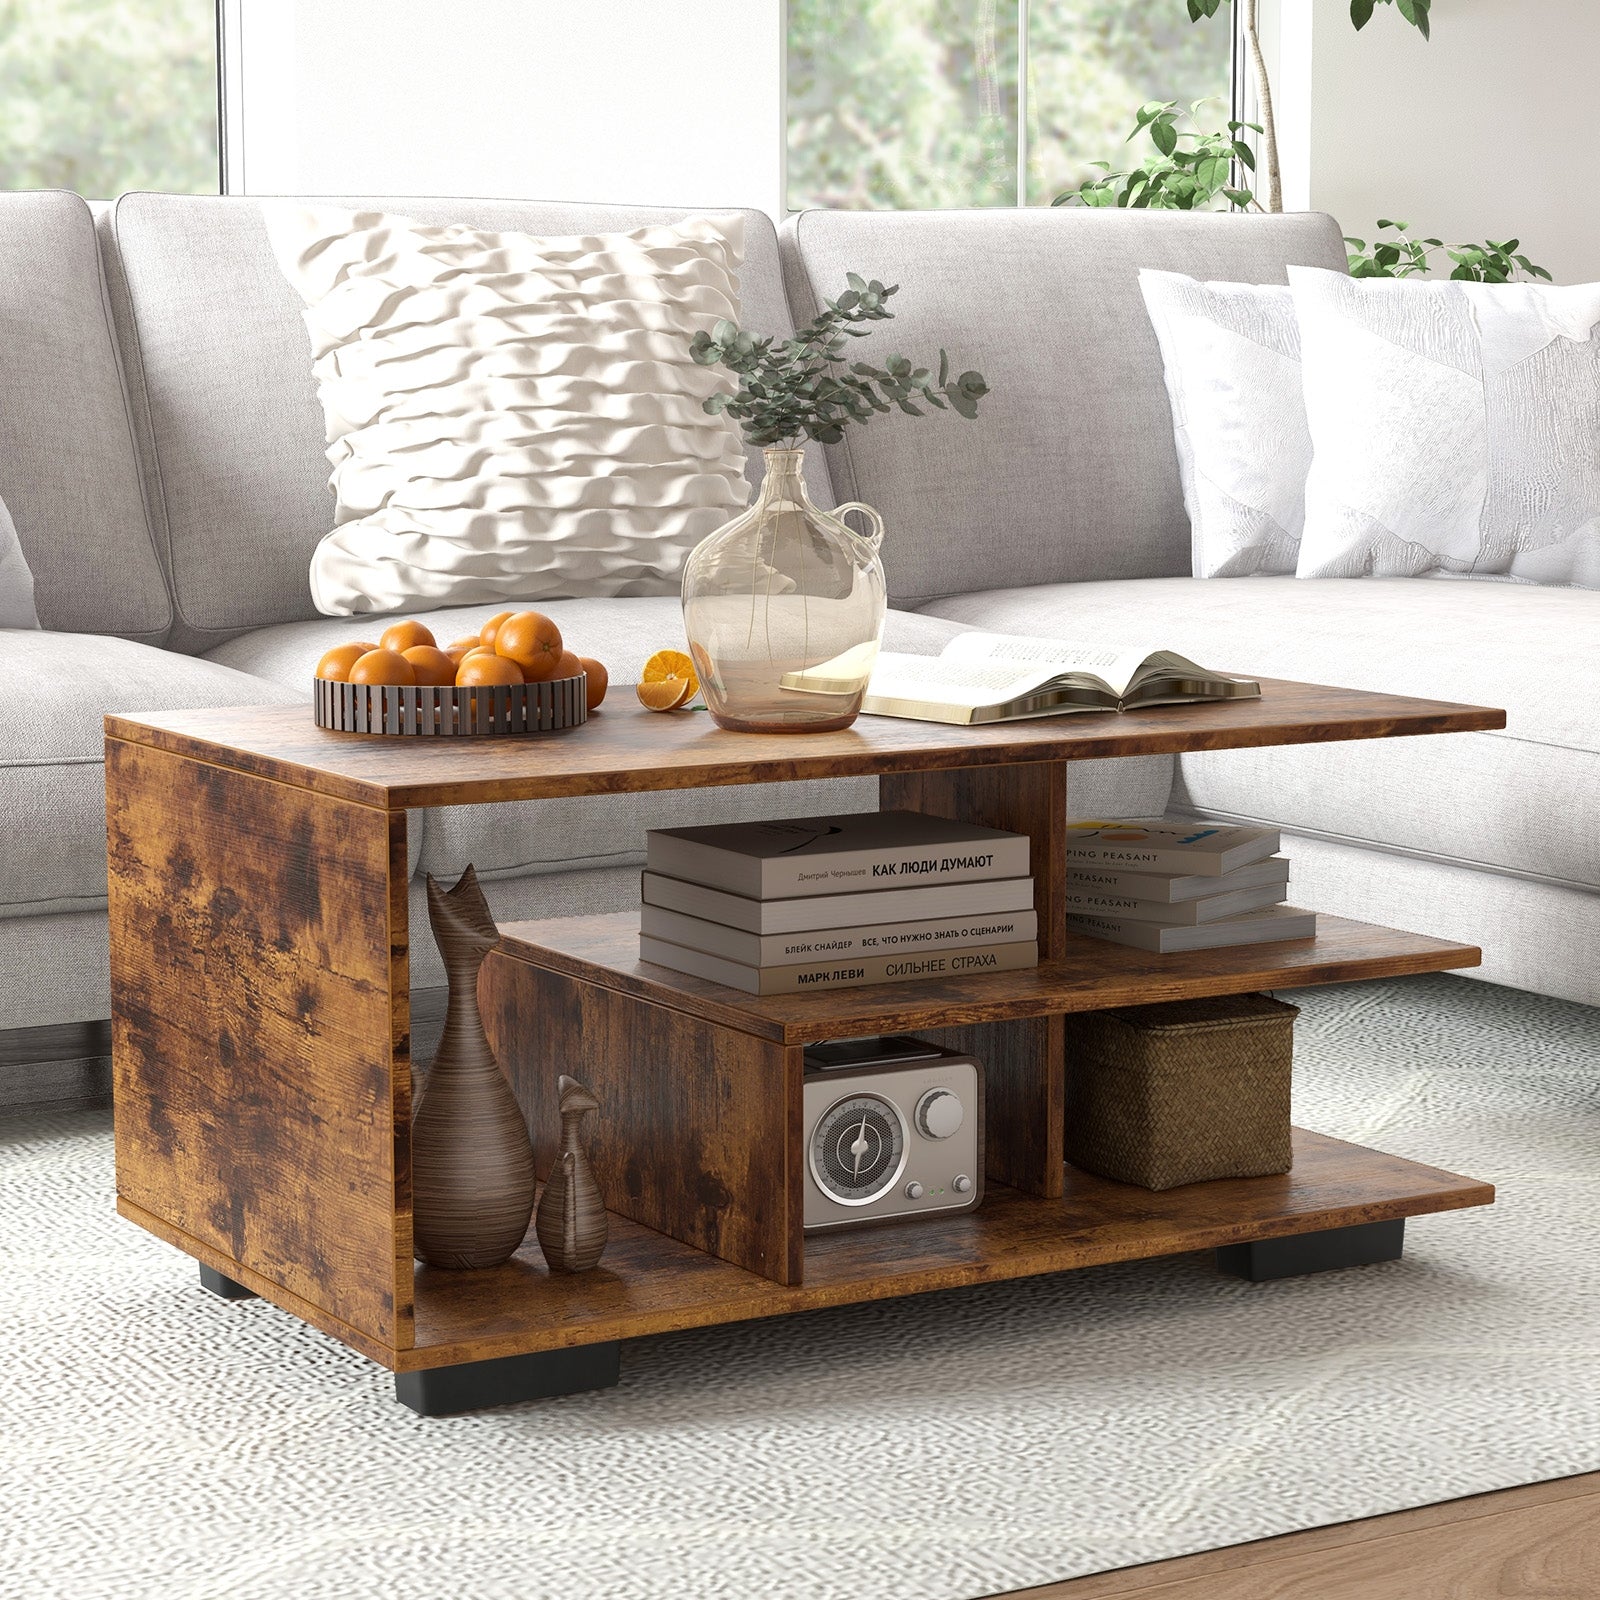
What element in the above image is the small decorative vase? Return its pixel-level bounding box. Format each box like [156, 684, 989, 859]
[411, 865, 536, 1269]
[680, 446, 887, 733]
[534, 1076, 608, 1273]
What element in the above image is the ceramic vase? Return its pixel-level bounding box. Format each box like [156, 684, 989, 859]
[411, 864, 537, 1269]
[680, 446, 887, 733]
[535, 1076, 608, 1272]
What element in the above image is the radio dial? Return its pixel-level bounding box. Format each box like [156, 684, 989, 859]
[915, 1088, 964, 1140]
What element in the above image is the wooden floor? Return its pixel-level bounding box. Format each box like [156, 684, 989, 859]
[992, 1473, 1600, 1599]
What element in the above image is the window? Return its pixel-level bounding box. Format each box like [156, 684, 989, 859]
[787, 0, 1234, 210]
[0, 0, 218, 197]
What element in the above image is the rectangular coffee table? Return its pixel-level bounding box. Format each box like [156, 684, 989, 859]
[105, 679, 1503, 1414]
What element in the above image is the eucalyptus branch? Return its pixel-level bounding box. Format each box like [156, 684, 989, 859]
[690, 274, 989, 449]
[1345, 221, 1553, 284]
[1054, 100, 1260, 213]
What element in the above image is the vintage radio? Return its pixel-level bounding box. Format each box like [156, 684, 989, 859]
[801, 1036, 984, 1231]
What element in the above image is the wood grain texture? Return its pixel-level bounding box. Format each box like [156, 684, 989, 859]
[496, 911, 1481, 1046]
[533, 1077, 609, 1273]
[482, 952, 804, 1286]
[404, 1127, 1491, 1369]
[922, 1018, 1066, 1198]
[1006, 1472, 1600, 1599]
[880, 761, 1069, 1198]
[104, 677, 1506, 811]
[882, 760, 1070, 957]
[106, 737, 414, 1351]
[410, 866, 536, 1269]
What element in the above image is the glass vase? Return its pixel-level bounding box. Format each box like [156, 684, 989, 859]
[681, 447, 887, 733]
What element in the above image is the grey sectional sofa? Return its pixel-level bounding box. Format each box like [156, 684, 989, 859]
[2, 191, 1593, 1092]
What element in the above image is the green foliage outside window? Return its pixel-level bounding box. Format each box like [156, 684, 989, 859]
[0, 0, 216, 196]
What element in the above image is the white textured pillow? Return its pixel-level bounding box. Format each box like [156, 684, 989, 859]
[1292, 267, 1600, 587]
[0, 492, 40, 629]
[1139, 269, 1308, 578]
[267, 206, 751, 616]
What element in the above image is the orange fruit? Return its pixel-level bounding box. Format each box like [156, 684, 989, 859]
[578, 657, 608, 710]
[636, 676, 693, 712]
[315, 642, 370, 682]
[455, 652, 523, 688]
[479, 611, 515, 649]
[402, 645, 458, 687]
[379, 619, 436, 654]
[551, 648, 583, 680]
[495, 611, 564, 681]
[641, 648, 699, 701]
[348, 648, 416, 687]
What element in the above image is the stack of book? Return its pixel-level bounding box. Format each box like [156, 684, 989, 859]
[639, 810, 1038, 995]
[1063, 819, 1316, 953]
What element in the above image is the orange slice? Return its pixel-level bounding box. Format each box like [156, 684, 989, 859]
[636, 675, 694, 712]
[641, 648, 698, 701]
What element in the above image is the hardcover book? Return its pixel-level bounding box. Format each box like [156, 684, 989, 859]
[1066, 855, 1290, 904]
[644, 810, 1029, 901]
[640, 872, 1037, 935]
[1062, 883, 1286, 926]
[638, 935, 1040, 996]
[1067, 904, 1316, 953]
[640, 903, 1040, 967]
[783, 630, 1259, 726]
[1063, 818, 1280, 877]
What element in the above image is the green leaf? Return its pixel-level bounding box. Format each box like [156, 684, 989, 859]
[1350, 0, 1375, 28]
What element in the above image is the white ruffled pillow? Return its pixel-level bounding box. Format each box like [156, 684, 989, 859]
[0, 493, 39, 629]
[267, 206, 751, 617]
[1291, 266, 1600, 587]
[1139, 269, 1309, 578]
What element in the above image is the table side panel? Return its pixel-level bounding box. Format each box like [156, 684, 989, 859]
[482, 953, 804, 1286]
[106, 739, 413, 1349]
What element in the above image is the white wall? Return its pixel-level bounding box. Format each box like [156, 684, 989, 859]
[1288, 0, 1600, 283]
[220, 0, 786, 216]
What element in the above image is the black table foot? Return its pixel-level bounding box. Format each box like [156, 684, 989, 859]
[1217, 1218, 1406, 1282]
[395, 1342, 622, 1416]
[198, 1263, 258, 1300]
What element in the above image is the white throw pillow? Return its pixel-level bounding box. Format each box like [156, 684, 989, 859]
[0, 492, 40, 629]
[1291, 266, 1600, 587]
[267, 206, 751, 617]
[1139, 269, 1308, 578]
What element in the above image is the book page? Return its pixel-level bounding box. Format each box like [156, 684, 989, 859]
[940, 631, 1161, 697]
[864, 652, 1060, 710]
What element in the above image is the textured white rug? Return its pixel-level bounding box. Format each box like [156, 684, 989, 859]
[2, 973, 1597, 1600]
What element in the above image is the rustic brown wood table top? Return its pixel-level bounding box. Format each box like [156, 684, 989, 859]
[104, 674, 1505, 1402]
[105, 676, 1506, 810]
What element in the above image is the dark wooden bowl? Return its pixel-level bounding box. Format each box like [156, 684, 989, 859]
[314, 673, 588, 737]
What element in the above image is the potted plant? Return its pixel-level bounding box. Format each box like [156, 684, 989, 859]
[681, 277, 987, 733]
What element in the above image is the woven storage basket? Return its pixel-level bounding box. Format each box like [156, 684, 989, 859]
[1064, 992, 1299, 1191]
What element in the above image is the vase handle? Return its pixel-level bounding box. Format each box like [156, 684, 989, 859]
[833, 501, 885, 550]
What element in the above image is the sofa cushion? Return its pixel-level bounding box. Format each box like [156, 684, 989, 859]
[920, 577, 1599, 891]
[778, 209, 1349, 608]
[0, 192, 170, 642]
[207, 596, 1171, 884]
[100, 196, 831, 654]
[0, 491, 39, 629]
[0, 634, 303, 919]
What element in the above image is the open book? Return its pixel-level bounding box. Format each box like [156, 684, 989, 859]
[835, 632, 1260, 726]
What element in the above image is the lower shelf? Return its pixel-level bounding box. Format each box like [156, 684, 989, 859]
[408, 1128, 1493, 1371]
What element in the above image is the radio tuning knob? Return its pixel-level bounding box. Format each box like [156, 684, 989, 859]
[953, 1174, 973, 1194]
[915, 1088, 965, 1140]
[905, 1181, 924, 1200]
